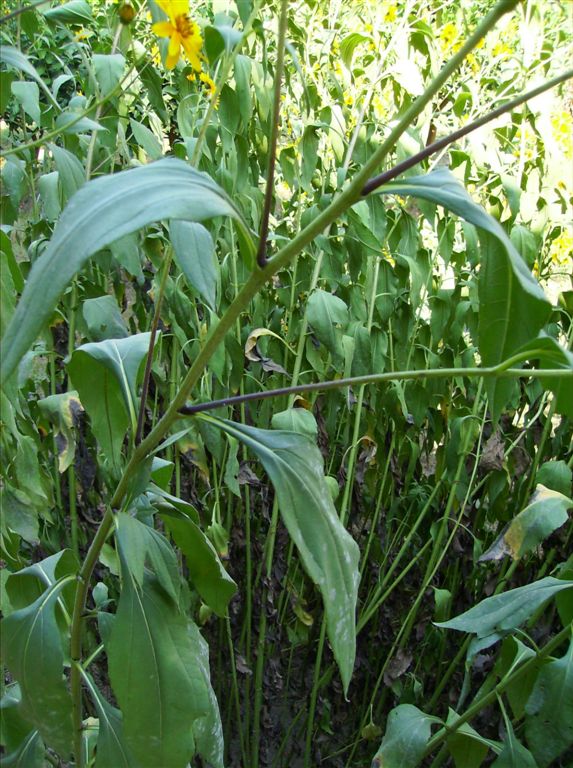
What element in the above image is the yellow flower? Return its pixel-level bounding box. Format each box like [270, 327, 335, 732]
[383, 5, 397, 24]
[550, 230, 573, 267]
[152, 0, 203, 70]
[439, 22, 458, 48]
[551, 110, 573, 158]
[199, 72, 216, 97]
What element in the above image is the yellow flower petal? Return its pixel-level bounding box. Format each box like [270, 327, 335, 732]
[182, 38, 203, 70]
[166, 34, 181, 69]
[152, 21, 174, 36]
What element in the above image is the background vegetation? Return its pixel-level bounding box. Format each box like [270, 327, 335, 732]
[1, 0, 572, 766]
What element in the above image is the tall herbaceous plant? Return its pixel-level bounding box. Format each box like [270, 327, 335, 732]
[0, 0, 572, 766]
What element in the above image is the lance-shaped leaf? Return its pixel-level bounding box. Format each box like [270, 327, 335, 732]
[480, 485, 571, 562]
[436, 577, 573, 638]
[1, 576, 76, 755]
[376, 169, 551, 420]
[307, 288, 349, 357]
[525, 638, 573, 767]
[67, 334, 151, 472]
[372, 704, 440, 768]
[106, 561, 210, 768]
[159, 510, 237, 617]
[80, 670, 137, 768]
[0, 46, 59, 110]
[1, 158, 255, 386]
[170, 221, 219, 312]
[200, 416, 360, 694]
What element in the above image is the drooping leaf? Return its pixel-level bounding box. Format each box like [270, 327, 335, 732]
[1, 159, 255, 386]
[38, 391, 83, 473]
[170, 221, 219, 312]
[106, 566, 210, 768]
[436, 577, 573, 638]
[1, 576, 76, 755]
[81, 670, 137, 768]
[160, 511, 236, 617]
[129, 118, 163, 160]
[511, 334, 573, 417]
[479, 485, 571, 561]
[371, 704, 439, 768]
[67, 334, 151, 471]
[200, 416, 360, 694]
[525, 638, 573, 767]
[11, 81, 40, 125]
[376, 169, 551, 420]
[114, 513, 180, 604]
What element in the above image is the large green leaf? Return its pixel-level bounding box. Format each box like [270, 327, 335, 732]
[106, 561, 210, 768]
[1, 159, 255, 387]
[376, 169, 552, 419]
[41, 0, 93, 25]
[479, 485, 571, 561]
[372, 704, 439, 768]
[67, 334, 150, 472]
[80, 670, 137, 768]
[200, 416, 360, 694]
[1, 576, 76, 755]
[525, 638, 573, 767]
[159, 511, 237, 617]
[436, 577, 573, 637]
[1, 730, 45, 768]
[0, 46, 59, 110]
[511, 334, 573, 417]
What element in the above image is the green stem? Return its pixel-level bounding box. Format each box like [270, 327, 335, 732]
[423, 625, 571, 758]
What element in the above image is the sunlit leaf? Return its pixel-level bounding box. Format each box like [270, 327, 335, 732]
[1, 159, 255, 386]
[479, 485, 571, 561]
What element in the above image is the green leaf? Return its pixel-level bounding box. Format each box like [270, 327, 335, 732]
[1, 158, 255, 387]
[376, 169, 551, 420]
[436, 577, 573, 638]
[11, 81, 40, 125]
[160, 512, 236, 617]
[339, 32, 370, 70]
[67, 335, 150, 472]
[170, 221, 218, 312]
[114, 514, 180, 604]
[511, 334, 573, 417]
[93, 54, 125, 98]
[491, 722, 537, 768]
[200, 416, 360, 694]
[188, 621, 224, 768]
[49, 143, 85, 201]
[83, 296, 129, 342]
[129, 118, 163, 161]
[372, 704, 439, 768]
[1, 730, 45, 768]
[106, 565, 210, 768]
[525, 638, 573, 767]
[446, 709, 494, 768]
[479, 485, 571, 561]
[0, 46, 58, 110]
[80, 671, 137, 768]
[1, 576, 75, 755]
[42, 0, 93, 25]
[536, 460, 572, 497]
[307, 288, 349, 357]
[38, 171, 61, 221]
[37, 391, 84, 473]
[0, 683, 35, 753]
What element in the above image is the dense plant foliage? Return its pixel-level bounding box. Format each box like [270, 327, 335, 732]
[1, 0, 572, 766]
